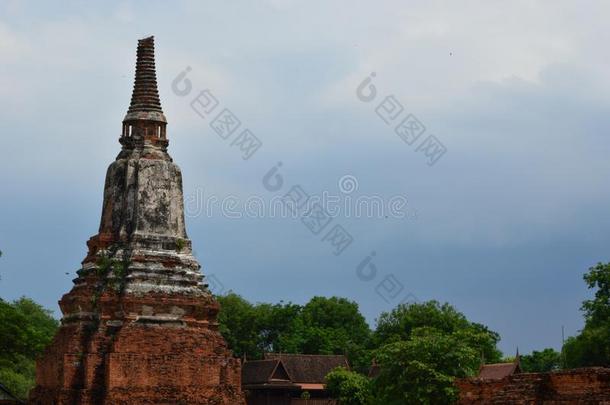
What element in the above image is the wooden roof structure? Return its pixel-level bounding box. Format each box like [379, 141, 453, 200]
[242, 353, 349, 391]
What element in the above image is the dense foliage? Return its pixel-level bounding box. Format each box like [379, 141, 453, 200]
[520, 348, 561, 372]
[374, 300, 502, 364]
[373, 327, 479, 404]
[370, 301, 499, 404]
[325, 367, 372, 405]
[563, 262, 610, 367]
[216, 294, 372, 370]
[0, 297, 58, 400]
[218, 296, 502, 404]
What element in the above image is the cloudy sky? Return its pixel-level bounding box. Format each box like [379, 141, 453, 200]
[2, 0, 610, 355]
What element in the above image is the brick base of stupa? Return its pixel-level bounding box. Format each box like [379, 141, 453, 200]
[30, 290, 244, 405]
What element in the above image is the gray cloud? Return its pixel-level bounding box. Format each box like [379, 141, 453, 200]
[1, 0, 609, 354]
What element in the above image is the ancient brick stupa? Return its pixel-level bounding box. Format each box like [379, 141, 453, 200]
[30, 37, 244, 404]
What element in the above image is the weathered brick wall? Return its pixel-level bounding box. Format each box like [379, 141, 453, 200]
[30, 295, 244, 405]
[457, 367, 610, 404]
[457, 378, 506, 404]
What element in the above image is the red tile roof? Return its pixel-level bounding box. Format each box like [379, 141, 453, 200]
[478, 361, 521, 380]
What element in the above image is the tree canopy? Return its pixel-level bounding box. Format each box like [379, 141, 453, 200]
[217, 295, 503, 404]
[325, 367, 372, 405]
[563, 262, 610, 367]
[374, 300, 502, 364]
[216, 293, 372, 369]
[0, 297, 58, 400]
[373, 327, 479, 404]
[370, 301, 500, 404]
[520, 348, 561, 372]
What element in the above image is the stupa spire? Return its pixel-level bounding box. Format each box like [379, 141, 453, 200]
[121, 36, 168, 149]
[125, 36, 165, 120]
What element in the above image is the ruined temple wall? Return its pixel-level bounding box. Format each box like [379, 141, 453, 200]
[456, 378, 507, 404]
[457, 368, 610, 404]
[547, 368, 610, 399]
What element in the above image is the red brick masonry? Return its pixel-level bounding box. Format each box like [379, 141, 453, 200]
[29, 290, 243, 404]
[457, 367, 610, 404]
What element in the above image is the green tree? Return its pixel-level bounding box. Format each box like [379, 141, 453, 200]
[216, 293, 261, 359]
[375, 301, 466, 342]
[520, 348, 561, 372]
[217, 294, 372, 370]
[564, 326, 610, 367]
[373, 327, 480, 405]
[0, 297, 58, 400]
[370, 301, 501, 404]
[374, 301, 502, 363]
[217, 294, 306, 359]
[325, 367, 372, 405]
[581, 262, 610, 327]
[299, 297, 372, 371]
[563, 262, 610, 367]
[256, 301, 304, 354]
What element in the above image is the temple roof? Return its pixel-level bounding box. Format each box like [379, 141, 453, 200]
[242, 359, 293, 385]
[124, 36, 166, 123]
[478, 360, 521, 380]
[242, 354, 349, 392]
[264, 353, 349, 384]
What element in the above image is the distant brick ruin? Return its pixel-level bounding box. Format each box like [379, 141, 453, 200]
[30, 37, 244, 404]
[457, 367, 610, 404]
